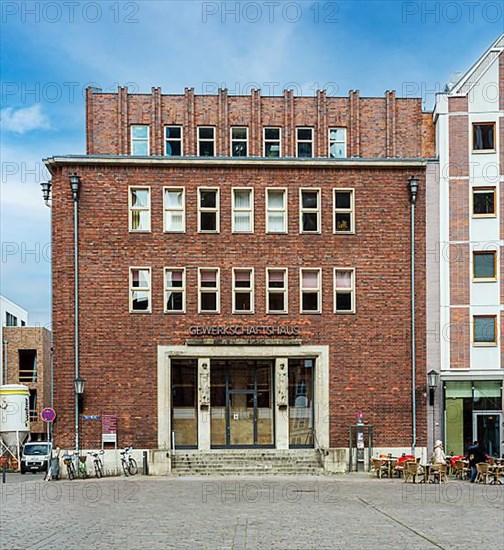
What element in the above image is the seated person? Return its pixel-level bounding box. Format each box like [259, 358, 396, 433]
[431, 440, 447, 465]
[466, 441, 487, 482]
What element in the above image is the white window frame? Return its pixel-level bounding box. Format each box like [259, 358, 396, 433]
[299, 188, 321, 234]
[197, 126, 215, 157]
[128, 186, 151, 232]
[232, 188, 254, 233]
[164, 267, 186, 314]
[333, 189, 355, 234]
[300, 268, 322, 314]
[296, 127, 314, 158]
[198, 268, 220, 314]
[334, 268, 356, 314]
[266, 267, 288, 314]
[129, 267, 151, 313]
[230, 127, 248, 157]
[130, 125, 149, 155]
[263, 127, 282, 157]
[164, 125, 183, 156]
[163, 187, 186, 233]
[328, 127, 347, 158]
[198, 187, 220, 233]
[266, 188, 288, 234]
[232, 268, 254, 314]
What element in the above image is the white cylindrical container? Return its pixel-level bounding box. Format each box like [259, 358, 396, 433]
[0, 384, 30, 450]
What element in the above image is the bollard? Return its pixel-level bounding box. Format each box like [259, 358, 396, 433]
[2, 465, 6, 483]
[142, 451, 149, 475]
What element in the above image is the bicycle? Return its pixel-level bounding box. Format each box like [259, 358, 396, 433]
[77, 455, 88, 479]
[88, 450, 105, 478]
[120, 447, 138, 476]
[63, 454, 76, 480]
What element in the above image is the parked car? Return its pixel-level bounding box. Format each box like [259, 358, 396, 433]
[20, 442, 52, 474]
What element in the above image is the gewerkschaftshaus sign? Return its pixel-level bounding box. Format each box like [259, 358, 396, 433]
[189, 325, 300, 337]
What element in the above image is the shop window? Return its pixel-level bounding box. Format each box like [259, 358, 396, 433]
[19, 350, 37, 382]
[171, 359, 197, 447]
[165, 126, 183, 156]
[198, 127, 215, 157]
[231, 127, 248, 157]
[129, 187, 151, 232]
[129, 268, 151, 312]
[472, 123, 495, 151]
[264, 127, 281, 157]
[289, 358, 314, 447]
[130, 125, 149, 155]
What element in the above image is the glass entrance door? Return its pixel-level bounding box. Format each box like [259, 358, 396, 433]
[473, 412, 502, 458]
[227, 391, 255, 446]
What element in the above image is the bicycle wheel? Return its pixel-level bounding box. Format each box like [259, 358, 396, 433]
[95, 460, 104, 478]
[128, 458, 138, 476]
[121, 459, 129, 477]
[67, 463, 75, 480]
[79, 465, 88, 479]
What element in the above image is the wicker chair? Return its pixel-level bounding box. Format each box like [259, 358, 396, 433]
[430, 463, 448, 483]
[475, 463, 490, 484]
[454, 460, 468, 480]
[370, 458, 388, 478]
[404, 461, 419, 483]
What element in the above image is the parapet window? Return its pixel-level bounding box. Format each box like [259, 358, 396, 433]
[473, 315, 497, 346]
[165, 126, 183, 156]
[129, 187, 151, 232]
[165, 268, 185, 313]
[300, 189, 321, 233]
[131, 125, 149, 155]
[199, 268, 220, 313]
[264, 127, 281, 157]
[198, 188, 220, 233]
[267, 268, 288, 314]
[19, 350, 37, 383]
[472, 123, 495, 152]
[334, 268, 355, 313]
[232, 188, 253, 233]
[329, 128, 347, 158]
[300, 269, 321, 314]
[296, 128, 313, 158]
[198, 127, 215, 157]
[233, 268, 254, 313]
[164, 187, 185, 232]
[472, 187, 496, 217]
[231, 127, 248, 157]
[334, 190, 354, 233]
[129, 268, 151, 313]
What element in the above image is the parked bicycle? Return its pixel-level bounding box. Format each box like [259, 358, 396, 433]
[77, 455, 88, 479]
[120, 447, 138, 476]
[63, 453, 76, 480]
[88, 450, 105, 478]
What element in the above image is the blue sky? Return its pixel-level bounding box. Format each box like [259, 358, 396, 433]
[1, 0, 502, 327]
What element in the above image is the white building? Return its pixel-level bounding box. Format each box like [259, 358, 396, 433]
[0, 295, 29, 385]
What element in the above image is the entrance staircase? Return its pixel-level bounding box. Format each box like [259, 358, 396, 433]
[171, 449, 325, 476]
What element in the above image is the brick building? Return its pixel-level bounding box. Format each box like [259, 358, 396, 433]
[45, 86, 435, 472]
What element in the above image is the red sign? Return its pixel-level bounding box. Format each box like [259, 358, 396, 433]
[102, 415, 117, 434]
[41, 408, 56, 423]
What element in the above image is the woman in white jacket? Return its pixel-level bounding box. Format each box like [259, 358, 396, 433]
[432, 440, 447, 465]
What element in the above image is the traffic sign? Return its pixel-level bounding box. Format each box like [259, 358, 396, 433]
[40, 407, 56, 423]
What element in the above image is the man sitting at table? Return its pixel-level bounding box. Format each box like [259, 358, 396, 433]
[467, 441, 487, 483]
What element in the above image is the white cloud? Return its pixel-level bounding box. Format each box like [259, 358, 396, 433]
[0, 104, 51, 134]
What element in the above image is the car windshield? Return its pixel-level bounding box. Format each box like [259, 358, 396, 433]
[24, 444, 49, 455]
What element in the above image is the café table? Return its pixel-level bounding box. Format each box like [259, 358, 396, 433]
[489, 464, 503, 485]
[419, 464, 433, 484]
[379, 457, 398, 478]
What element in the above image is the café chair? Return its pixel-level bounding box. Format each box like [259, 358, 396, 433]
[430, 463, 448, 483]
[475, 463, 490, 484]
[404, 462, 419, 484]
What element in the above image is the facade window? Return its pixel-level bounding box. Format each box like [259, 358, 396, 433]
[473, 315, 497, 345]
[198, 188, 219, 232]
[165, 268, 185, 313]
[232, 189, 253, 233]
[199, 269, 220, 313]
[473, 251, 497, 281]
[5, 312, 17, 326]
[129, 187, 151, 232]
[472, 188, 496, 216]
[198, 127, 215, 157]
[19, 350, 37, 383]
[129, 268, 151, 312]
[472, 123, 495, 151]
[300, 189, 320, 233]
[233, 268, 254, 313]
[164, 187, 185, 232]
[231, 127, 248, 157]
[131, 125, 149, 155]
[296, 128, 313, 158]
[334, 269, 355, 313]
[329, 128, 347, 158]
[334, 190, 354, 233]
[21, 320, 26, 327]
[300, 269, 321, 313]
[165, 126, 183, 156]
[266, 189, 287, 233]
[264, 127, 281, 157]
[267, 268, 288, 313]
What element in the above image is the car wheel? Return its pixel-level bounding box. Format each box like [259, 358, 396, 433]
[20, 468, 26, 475]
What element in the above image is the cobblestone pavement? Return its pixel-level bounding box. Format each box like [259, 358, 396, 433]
[1, 473, 503, 549]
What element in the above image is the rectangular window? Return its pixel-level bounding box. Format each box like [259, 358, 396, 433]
[472, 123, 495, 151]
[129, 187, 151, 232]
[334, 269, 355, 313]
[131, 125, 149, 155]
[473, 315, 497, 345]
[264, 127, 281, 157]
[130, 268, 151, 312]
[232, 188, 253, 233]
[231, 127, 248, 157]
[165, 126, 183, 156]
[334, 190, 354, 233]
[233, 268, 254, 313]
[473, 187, 496, 217]
[164, 187, 185, 232]
[5, 312, 17, 326]
[19, 350, 37, 383]
[198, 127, 215, 157]
[296, 128, 313, 158]
[165, 268, 185, 313]
[473, 251, 497, 281]
[199, 268, 220, 313]
[267, 268, 288, 313]
[300, 269, 321, 313]
[266, 189, 287, 233]
[329, 128, 347, 158]
[300, 189, 320, 233]
[198, 188, 219, 233]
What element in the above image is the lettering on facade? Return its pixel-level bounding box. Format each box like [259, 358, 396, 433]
[189, 325, 300, 337]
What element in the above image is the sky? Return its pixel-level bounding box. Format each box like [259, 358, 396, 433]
[0, 0, 503, 328]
